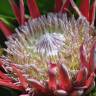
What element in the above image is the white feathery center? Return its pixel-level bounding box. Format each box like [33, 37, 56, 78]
[36, 32, 65, 56]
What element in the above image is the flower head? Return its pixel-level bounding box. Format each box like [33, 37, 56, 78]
[0, 0, 96, 96]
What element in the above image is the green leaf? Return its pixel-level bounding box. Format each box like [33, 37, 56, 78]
[88, 87, 96, 96]
[0, 0, 15, 18]
[36, 0, 55, 14]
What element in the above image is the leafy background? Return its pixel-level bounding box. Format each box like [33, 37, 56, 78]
[0, 0, 96, 96]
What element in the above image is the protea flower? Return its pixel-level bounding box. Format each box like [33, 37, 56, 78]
[0, 0, 96, 96]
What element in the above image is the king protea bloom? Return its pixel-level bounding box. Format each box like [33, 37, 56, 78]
[0, 0, 96, 96]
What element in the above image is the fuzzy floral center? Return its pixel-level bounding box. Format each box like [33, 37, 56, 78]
[4, 13, 92, 80]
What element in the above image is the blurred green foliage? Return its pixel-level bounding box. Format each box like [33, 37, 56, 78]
[36, 0, 54, 14]
[88, 88, 96, 96]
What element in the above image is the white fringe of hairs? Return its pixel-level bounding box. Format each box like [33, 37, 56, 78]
[5, 13, 91, 66]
